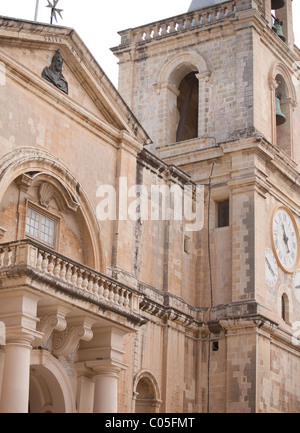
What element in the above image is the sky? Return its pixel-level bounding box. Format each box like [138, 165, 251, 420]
[0, 0, 299, 87]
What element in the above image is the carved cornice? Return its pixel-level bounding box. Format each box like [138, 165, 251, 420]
[140, 294, 199, 331]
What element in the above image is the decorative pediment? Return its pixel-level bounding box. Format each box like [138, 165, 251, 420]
[17, 172, 80, 212]
[0, 16, 151, 147]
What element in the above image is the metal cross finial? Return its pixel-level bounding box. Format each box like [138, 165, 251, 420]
[47, 0, 63, 24]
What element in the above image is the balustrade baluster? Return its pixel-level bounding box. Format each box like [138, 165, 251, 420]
[218, 8, 224, 20]
[36, 251, 43, 270]
[153, 24, 159, 38]
[192, 13, 200, 27]
[103, 281, 110, 300]
[82, 272, 89, 292]
[168, 21, 176, 34]
[184, 18, 192, 29]
[137, 31, 144, 42]
[41, 252, 49, 273]
[71, 266, 78, 286]
[119, 289, 125, 307]
[60, 261, 67, 280]
[114, 286, 120, 305]
[144, 27, 152, 41]
[87, 275, 94, 293]
[65, 263, 72, 283]
[3, 248, 12, 267]
[98, 279, 104, 298]
[132, 31, 138, 43]
[92, 277, 99, 296]
[160, 23, 168, 36]
[124, 292, 130, 309]
[47, 255, 55, 275]
[109, 284, 115, 302]
[176, 18, 183, 32]
[53, 258, 61, 278]
[77, 270, 83, 288]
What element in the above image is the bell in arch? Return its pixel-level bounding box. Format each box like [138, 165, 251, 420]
[275, 94, 286, 126]
[273, 18, 286, 42]
[271, 0, 285, 10]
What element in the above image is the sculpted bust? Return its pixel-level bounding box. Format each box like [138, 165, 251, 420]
[42, 50, 68, 94]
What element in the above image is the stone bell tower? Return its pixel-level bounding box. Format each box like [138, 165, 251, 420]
[112, 0, 299, 158]
[113, 0, 300, 413]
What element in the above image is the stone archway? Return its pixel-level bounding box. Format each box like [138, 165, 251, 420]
[133, 371, 161, 413]
[268, 61, 298, 157]
[155, 50, 211, 145]
[0, 147, 107, 272]
[29, 349, 76, 413]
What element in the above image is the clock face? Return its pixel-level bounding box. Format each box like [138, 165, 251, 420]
[271, 207, 299, 273]
[265, 248, 278, 287]
[293, 270, 300, 304]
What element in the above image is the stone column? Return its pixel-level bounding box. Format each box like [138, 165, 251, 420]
[88, 361, 122, 413]
[0, 341, 32, 413]
[77, 325, 129, 414]
[0, 290, 41, 413]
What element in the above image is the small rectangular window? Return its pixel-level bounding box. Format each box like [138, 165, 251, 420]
[217, 199, 229, 228]
[212, 341, 219, 352]
[26, 207, 57, 247]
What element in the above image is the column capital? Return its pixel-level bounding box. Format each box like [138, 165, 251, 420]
[5, 326, 43, 345]
[85, 359, 128, 375]
[196, 71, 211, 83]
[0, 289, 41, 345]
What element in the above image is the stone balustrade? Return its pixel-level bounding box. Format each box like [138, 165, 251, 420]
[0, 240, 140, 314]
[117, 1, 236, 46]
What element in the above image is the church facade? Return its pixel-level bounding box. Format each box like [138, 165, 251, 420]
[0, 0, 300, 413]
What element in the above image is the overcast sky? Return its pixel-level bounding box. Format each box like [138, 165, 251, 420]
[0, 0, 299, 87]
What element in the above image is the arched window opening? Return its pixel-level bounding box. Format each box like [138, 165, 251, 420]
[134, 376, 161, 413]
[275, 74, 291, 155]
[0, 173, 93, 267]
[176, 72, 199, 142]
[0, 149, 106, 272]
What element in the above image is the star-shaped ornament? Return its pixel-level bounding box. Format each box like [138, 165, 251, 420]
[47, 0, 63, 24]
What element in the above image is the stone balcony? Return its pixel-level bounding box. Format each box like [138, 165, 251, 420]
[0, 239, 145, 327]
[113, 1, 236, 48]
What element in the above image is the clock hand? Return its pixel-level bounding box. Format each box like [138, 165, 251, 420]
[265, 257, 275, 276]
[281, 223, 290, 253]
